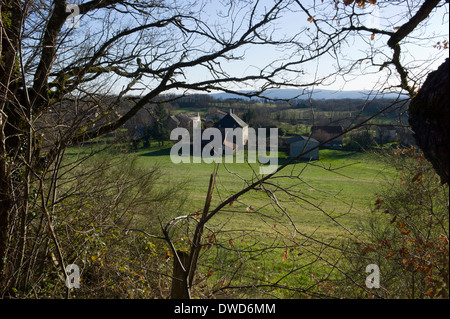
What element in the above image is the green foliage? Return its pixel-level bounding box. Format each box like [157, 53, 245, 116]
[330, 147, 449, 298]
[346, 130, 376, 151]
[6, 148, 186, 298]
[133, 146, 395, 298]
[145, 104, 170, 148]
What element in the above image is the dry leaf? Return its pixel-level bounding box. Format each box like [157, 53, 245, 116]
[374, 198, 384, 209]
[411, 172, 423, 183]
[385, 251, 396, 260]
[282, 248, 289, 262]
[397, 221, 407, 229]
[208, 233, 216, 244]
[400, 229, 411, 236]
[193, 210, 202, 218]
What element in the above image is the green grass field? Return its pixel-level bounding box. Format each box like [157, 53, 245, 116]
[130, 145, 398, 296]
[66, 143, 397, 297]
[131, 145, 394, 231]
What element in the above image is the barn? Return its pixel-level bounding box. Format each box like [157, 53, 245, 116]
[311, 125, 343, 144]
[375, 124, 397, 144]
[166, 113, 201, 136]
[213, 109, 249, 149]
[286, 135, 319, 160]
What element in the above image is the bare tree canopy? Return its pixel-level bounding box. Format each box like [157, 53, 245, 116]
[0, 0, 448, 299]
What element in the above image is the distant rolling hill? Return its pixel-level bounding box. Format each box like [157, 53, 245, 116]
[210, 89, 406, 100]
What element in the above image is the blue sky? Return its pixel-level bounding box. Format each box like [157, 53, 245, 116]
[191, 0, 450, 93]
[65, 0, 449, 95]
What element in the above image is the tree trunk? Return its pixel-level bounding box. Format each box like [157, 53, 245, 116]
[0, 170, 11, 290]
[408, 58, 449, 185]
[170, 250, 190, 299]
[0, 1, 21, 290]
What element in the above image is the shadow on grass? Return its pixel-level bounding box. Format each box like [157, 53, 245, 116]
[319, 149, 361, 161]
[276, 150, 363, 167]
[137, 148, 363, 171]
[139, 147, 172, 157]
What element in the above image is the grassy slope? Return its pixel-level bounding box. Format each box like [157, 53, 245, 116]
[134, 146, 396, 296]
[134, 146, 393, 234]
[66, 144, 395, 297]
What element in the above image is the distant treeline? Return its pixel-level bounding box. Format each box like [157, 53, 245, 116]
[169, 94, 407, 116]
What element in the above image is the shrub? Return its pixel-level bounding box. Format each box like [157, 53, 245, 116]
[328, 147, 448, 298]
[6, 148, 185, 298]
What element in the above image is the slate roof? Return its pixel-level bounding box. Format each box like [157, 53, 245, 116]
[213, 111, 248, 129]
[168, 115, 180, 125]
[167, 113, 199, 127]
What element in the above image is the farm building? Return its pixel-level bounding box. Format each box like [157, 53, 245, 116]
[166, 112, 201, 135]
[396, 127, 417, 147]
[375, 124, 397, 144]
[374, 124, 417, 146]
[213, 109, 249, 149]
[311, 125, 343, 144]
[286, 135, 320, 160]
[205, 109, 227, 123]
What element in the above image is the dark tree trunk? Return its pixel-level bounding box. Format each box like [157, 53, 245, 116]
[170, 251, 190, 299]
[409, 58, 449, 185]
